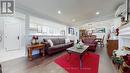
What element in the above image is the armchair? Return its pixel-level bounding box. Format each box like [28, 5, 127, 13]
[82, 37, 97, 52]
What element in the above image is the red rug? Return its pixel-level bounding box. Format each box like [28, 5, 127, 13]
[55, 53, 100, 73]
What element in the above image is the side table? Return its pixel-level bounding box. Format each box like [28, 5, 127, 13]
[27, 44, 45, 61]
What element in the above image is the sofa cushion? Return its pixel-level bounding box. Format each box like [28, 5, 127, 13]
[65, 42, 72, 45]
[64, 42, 72, 47]
[49, 44, 65, 50]
[82, 38, 95, 44]
[86, 44, 96, 46]
[51, 38, 59, 45]
[59, 38, 65, 44]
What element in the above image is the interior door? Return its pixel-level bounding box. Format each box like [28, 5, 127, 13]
[4, 18, 20, 51]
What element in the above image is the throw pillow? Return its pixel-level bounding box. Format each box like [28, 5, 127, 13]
[65, 38, 70, 43]
[47, 39, 53, 47]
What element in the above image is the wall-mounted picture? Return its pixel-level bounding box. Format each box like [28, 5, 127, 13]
[68, 27, 74, 35]
[93, 28, 105, 33]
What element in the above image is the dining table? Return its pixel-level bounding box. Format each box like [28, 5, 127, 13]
[96, 38, 103, 42]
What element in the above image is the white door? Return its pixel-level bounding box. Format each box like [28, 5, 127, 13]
[4, 18, 20, 51]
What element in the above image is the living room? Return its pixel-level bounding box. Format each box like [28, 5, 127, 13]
[0, 0, 130, 73]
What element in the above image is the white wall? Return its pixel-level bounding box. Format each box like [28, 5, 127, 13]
[119, 38, 130, 50]
[118, 23, 130, 50]
[0, 13, 26, 62]
[29, 16, 67, 35]
[27, 16, 67, 43]
[113, 17, 121, 29]
[0, 18, 4, 52]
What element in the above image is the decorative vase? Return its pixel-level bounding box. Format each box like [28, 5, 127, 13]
[76, 43, 83, 49]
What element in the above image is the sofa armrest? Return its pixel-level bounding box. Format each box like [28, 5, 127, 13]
[41, 42, 50, 48]
[94, 41, 97, 44]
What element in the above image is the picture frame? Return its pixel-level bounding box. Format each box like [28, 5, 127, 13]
[68, 27, 74, 35]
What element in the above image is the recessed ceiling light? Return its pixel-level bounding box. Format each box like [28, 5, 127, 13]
[72, 19, 76, 22]
[58, 10, 61, 14]
[96, 12, 100, 15]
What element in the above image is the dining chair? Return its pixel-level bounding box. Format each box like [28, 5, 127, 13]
[98, 35, 105, 47]
[101, 35, 105, 47]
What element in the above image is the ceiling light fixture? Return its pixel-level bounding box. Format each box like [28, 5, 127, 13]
[96, 12, 100, 15]
[72, 19, 76, 22]
[58, 10, 61, 14]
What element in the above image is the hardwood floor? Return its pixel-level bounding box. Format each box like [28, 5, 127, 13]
[1, 52, 67, 73]
[95, 46, 117, 73]
[1, 46, 117, 73]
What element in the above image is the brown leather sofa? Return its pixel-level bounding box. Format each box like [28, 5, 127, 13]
[42, 38, 74, 55]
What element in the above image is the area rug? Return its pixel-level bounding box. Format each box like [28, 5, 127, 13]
[55, 53, 100, 73]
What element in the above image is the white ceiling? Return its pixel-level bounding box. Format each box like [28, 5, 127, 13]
[16, 0, 124, 25]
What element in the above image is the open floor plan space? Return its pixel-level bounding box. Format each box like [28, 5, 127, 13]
[0, 0, 130, 73]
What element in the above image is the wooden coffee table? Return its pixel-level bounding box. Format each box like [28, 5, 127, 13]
[27, 44, 45, 61]
[66, 45, 89, 68]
